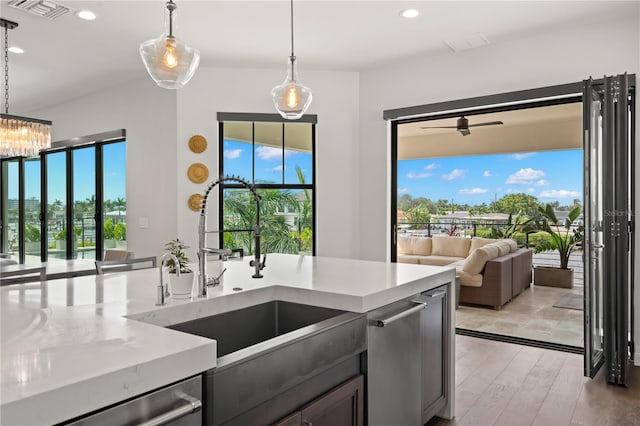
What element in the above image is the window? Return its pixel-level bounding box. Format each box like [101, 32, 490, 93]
[1, 130, 126, 263]
[218, 114, 315, 255]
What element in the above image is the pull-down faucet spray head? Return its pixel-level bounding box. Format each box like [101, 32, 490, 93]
[197, 176, 266, 297]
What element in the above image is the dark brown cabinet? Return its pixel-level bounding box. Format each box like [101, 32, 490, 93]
[274, 375, 364, 426]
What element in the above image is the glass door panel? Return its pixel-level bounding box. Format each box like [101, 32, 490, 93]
[2, 160, 19, 259]
[23, 157, 42, 263]
[46, 152, 67, 261]
[102, 142, 126, 255]
[72, 147, 96, 260]
[583, 80, 604, 377]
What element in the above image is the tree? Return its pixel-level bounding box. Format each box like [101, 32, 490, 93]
[489, 193, 541, 215]
[405, 205, 430, 225]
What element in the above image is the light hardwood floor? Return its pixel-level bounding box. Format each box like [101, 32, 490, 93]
[428, 335, 640, 426]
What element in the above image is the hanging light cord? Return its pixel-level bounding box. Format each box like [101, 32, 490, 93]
[167, 0, 176, 38]
[289, 0, 295, 60]
[4, 23, 9, 114]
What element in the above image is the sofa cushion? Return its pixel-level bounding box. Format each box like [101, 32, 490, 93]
[505, 239, 518, 252]
[419, 256, 465, 266]
[495, 241, 511, 256]
[397, 254, 422, 265]
[462, 244, 500, 275]
[431, 235, 471, 258]
[454, 268, 483, 287]
[397, 235, 432, 256]
[469, 237, 499, 253]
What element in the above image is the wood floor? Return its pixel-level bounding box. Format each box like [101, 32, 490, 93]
[428, 335, 640, 426]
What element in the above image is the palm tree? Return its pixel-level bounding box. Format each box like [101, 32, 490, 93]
[223, 188, 301, 255]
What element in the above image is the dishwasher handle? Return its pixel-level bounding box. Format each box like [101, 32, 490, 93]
[137, 392, 202, 426]
[374, 301, 426, 327]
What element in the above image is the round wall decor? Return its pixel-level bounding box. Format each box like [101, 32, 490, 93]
[187, 163, 209, 183]
[188, 193, 204, 211]
[188, 135, 207, 153]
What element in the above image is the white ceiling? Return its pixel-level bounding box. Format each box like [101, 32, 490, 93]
[0, 1, 636, 113]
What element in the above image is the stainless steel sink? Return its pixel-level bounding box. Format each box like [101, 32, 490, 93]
[164, 300, 367, 425]
[166, 301, 348, 357]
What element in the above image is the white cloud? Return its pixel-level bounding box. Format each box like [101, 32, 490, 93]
[459, 188, 488, 195]
[273, 165, 284, 172]
[513, 152, 535, 160]
[527, 188, 535, 193]
[536, 179, 550, 186]
[425, 163, 440, 170]
[506, 168, 545, 184]
[539, 189, 581, 199]
[482, 170, 493, 177]
[256, 146, 283, 160]
[224, 149, 242, 159]
[407, 172, 433, 179]
[398, 188, 410, 194]
[442, 169, 466, 181]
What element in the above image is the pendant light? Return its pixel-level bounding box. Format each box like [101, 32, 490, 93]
[271, 0, 312, 120]
[139, 0, 200, 89]
[0, 18, 51, 158]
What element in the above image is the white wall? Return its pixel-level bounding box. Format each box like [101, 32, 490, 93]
[176, 66, 360, 261]
[28, 78, 179, 260]
[358, 14, 640, 363]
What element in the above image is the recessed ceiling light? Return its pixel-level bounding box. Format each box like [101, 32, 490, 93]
[76, 10, 96, 21]
[399, 9, 419, 19]
[8, 46, 24, 54]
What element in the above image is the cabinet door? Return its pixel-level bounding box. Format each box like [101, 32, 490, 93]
[274, 411, 302, 426]
[421, 285, 448, 423]
[299, 375, 364, 426]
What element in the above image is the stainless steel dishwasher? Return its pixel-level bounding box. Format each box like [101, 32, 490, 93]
[367, 295, 425, 426]
[66, 375, 202, 426]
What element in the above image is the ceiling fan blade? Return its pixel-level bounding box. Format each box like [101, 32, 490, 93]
[467, 121, 504, 127]
[459, 128, 471, 136]
[420, 126, 458, 129]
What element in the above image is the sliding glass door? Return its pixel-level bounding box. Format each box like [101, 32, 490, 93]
[583, 75, 634, 385]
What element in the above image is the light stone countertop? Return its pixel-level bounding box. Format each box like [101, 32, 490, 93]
[1, 254, 455, 425]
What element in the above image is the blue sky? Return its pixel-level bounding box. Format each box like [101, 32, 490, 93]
[397, 149, 583, 205]
[8, 142, 126, 203]
[223, 139, 313, 184]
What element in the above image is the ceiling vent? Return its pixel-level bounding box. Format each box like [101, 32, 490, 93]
[443, 33, 491, 53]
[8, 0, 71, 20]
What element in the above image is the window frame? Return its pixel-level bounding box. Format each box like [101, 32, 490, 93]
[217, 114, 317, 255]
[0, 129, 126, 262]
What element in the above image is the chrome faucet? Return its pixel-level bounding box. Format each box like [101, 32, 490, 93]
[156, 252, 179, 306]
[197, 176, 267, 298]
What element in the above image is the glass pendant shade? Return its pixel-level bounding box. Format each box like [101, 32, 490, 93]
[0, 114, 52, 157]
[139, 1, 200, 89]
[271, 57, 312, 120]
[140, 35, 200, 89]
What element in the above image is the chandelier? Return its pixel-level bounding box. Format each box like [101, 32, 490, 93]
[0, 18, 52, 158]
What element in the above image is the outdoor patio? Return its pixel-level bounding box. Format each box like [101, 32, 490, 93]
[456, 251, 584, 348]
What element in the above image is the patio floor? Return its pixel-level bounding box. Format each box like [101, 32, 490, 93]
[456, 251, 584, 348]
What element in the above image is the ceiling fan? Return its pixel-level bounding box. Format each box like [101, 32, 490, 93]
[421, 116, 504, 136]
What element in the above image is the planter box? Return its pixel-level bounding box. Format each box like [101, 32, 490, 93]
[55, 240, 66, 250]
[534, 266, 573, 288]
[104, 239, 116, 249]
[116, 240, 127, 249]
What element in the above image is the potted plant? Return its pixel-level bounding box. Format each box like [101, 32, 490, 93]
[54, 229, 66, 250]
[164, 238, 194, 299]
[24, 224, 41, 253]
[529, 204, 583, 288]
[114, 222, 127, 249]
[103, 218, 116, 248]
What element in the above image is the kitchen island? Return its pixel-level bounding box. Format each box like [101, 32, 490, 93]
[1, 254, 456, 425]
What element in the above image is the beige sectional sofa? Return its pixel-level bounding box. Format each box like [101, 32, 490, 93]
[397, 235, 532, 309]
